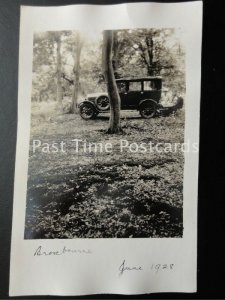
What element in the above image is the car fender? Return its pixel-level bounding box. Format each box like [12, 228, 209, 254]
[174, 96, 184, 110]
[139, 99, 158, 109]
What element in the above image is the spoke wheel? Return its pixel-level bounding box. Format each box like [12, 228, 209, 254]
[79, 103, 96, 120]
[96, 96, 110, 111]
[140, 102, 156, 119]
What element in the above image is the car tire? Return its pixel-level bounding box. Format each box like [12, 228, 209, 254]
[79, 103, 97, 120]
[139, 100, 157, 119]
[95, 96, 110, 111]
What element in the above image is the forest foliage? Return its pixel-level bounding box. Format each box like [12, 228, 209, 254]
[32, 29, 185, 106]
[25, 110, 184, 239]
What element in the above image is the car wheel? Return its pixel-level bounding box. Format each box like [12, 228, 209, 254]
[96, 96, 110, 111]
[139, 101, 157, 119]
[79, 103, 96, 120]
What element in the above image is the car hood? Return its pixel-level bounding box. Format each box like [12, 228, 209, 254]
[86, 92, 108, 99]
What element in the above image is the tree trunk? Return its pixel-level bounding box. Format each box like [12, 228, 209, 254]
[112, 31, 121, 79]
[146, 36, 154, 76]
[56, 35, 63, 103]
[71, 33, 82, 113]
[102, 30, 122, 134]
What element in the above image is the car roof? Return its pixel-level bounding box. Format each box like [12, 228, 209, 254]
[116, 76, 162, 82]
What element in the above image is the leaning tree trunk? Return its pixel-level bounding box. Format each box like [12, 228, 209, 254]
[102, 30, 122, 134]
[71, 33, 82, 113]
[56, 35, 63, 103]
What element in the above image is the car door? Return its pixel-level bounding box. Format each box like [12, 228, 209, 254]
[142, 80, 161, 103]
[126, 81, 142, 108]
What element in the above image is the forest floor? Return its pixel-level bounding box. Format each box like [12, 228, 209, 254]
[25, 102, 184, 239]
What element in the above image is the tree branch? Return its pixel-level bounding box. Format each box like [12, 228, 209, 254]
[62, 73, 74, 85]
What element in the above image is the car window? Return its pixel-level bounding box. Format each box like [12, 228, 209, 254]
[144, 81, 160, 90]
[144, 81, 153, 90]
[144, 80, 161, 90]
[117, 82, 127, 93]
[129, 82, 142, 91]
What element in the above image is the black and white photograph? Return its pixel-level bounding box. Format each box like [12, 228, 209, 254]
[24, 28, 186, 239]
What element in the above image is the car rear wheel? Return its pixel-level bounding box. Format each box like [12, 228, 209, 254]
[139, 101, 157, 119]
[79, 103, 97, 120]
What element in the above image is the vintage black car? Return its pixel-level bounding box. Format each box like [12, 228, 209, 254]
[79, 77, 183, 119]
